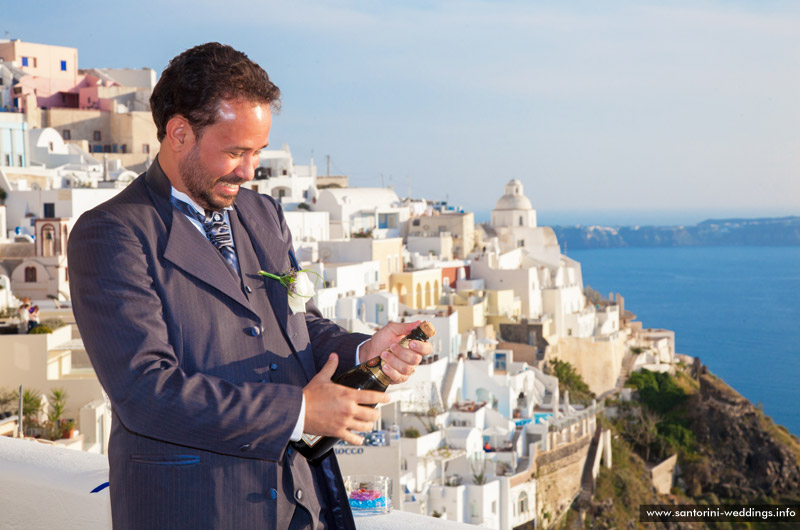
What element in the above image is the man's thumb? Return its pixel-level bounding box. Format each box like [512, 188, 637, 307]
[317, 353, 338, 380]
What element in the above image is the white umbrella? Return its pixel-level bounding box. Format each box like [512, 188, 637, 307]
[483, 425, 509, 436]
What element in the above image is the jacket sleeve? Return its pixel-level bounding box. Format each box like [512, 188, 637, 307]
[68, 207, 302, 462]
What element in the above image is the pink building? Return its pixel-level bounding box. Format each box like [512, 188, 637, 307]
[0, 39, 80, 110]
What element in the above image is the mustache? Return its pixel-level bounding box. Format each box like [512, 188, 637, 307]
[217, 177, 247, 186]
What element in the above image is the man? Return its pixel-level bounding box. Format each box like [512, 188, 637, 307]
[68, 42, 431, 530]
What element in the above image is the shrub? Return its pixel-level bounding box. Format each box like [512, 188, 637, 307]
[547, 358, 595, 405]
[28, 325, 53, 334]
[40, 318, 65, 330]
[627, 370, 688, 415]
[403, 427, 420, 438]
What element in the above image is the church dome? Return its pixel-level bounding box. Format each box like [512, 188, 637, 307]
[494, 179, 533, 211]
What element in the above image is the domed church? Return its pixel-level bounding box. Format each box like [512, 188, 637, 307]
[491, 179, 537, 229]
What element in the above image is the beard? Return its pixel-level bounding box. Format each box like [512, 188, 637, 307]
[178, 145, 245, 211]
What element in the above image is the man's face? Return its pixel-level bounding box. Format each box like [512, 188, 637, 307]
[178, 99, 272, 211]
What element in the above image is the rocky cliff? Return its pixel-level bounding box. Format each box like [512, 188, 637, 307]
[564, 369, 800, 529]
[686, 374, 800, 501]
[552, 216, 800, 250]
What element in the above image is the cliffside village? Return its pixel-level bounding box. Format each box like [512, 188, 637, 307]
[0, 38, 686, 529]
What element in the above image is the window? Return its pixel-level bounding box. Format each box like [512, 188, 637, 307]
[519, 492, 529, 513]
[121, 144, 127, 154]
[17, 155, 23, 166]
[25, 267, 37, 283]
[42, 225, 56, 256]
[62, 129, 71, 140]
[103, 145, 111, 153]
[517, 240, 525, 248]
[60, 60, 67, 71]
[21, 56, 28, 67]
[142, 143, 150, 154]
[33, 57, 38, 68]
[48, 142, 54, 152]
[93, 130, 102, 141]
[3, 154, 10, 166]
[492, 501, 497, 514]
[519, 216, 523, 226]
[43, 203, 55, 218]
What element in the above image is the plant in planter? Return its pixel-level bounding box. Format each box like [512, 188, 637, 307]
[22, 389, 44, 437]
[60, 419, 77, 439]
[0, 387, 18, 418]
[45, 387, 68, 441]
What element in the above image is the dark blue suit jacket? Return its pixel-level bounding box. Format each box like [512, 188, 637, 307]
[68, 159, 366, 529]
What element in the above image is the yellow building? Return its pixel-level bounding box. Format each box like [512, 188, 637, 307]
[389, 269, 442, 309]
[485, 289, 521, 329]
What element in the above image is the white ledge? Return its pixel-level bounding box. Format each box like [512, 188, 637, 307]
[0, 436, 471, 529]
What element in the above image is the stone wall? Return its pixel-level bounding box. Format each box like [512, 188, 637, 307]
[547, 335, 626, 396]
[649, 454, 677, 495]
[535, 433, 591, 527]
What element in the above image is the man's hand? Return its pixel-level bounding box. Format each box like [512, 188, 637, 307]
[303, 353, 390, 445]
[358, 320, 434, 384]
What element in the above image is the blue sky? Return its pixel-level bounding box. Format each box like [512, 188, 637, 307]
[7, 1, 800, 225]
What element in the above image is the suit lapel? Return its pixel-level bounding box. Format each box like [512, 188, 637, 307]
[144, 159, 255, 315]
[234, 194, 316, 379]
[164, 214, 253, 312]
[233, 200, 291, 332]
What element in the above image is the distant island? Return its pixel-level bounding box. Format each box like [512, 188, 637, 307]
[552, 216, 800, 250]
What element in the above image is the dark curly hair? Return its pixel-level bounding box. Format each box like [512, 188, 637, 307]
[150, 42, 281, 142]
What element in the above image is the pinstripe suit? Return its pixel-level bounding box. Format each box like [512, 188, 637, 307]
[68, 159, 364, 529]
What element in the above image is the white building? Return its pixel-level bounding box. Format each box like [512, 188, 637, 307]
[246, 145, 316, 205]
[0, 111, 29, 168]
[284, 210, 330, 262]
[314, 187, 409, 239]
[319, 237, 403, 288]
[489, 179, 560, 265]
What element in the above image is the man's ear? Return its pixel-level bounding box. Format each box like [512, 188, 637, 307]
[165, 116, 195, 153]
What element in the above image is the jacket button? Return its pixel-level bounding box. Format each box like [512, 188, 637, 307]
[247, 326, 261, 337]
[270, 488, 277, 500]
[239, 443, 251, 452]
[295, 489, 303, 501]
[270, 363, 279, 371]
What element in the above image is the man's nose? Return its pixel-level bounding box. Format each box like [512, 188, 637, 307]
[235, 155, 257, 182]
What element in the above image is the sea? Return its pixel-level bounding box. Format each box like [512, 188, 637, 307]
[568, 246, 800, 436]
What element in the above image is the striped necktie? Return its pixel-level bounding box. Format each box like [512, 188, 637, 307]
[171, 197, 240, 276]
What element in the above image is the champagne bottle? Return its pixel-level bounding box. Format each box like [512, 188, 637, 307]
[292, 321, 436, 461]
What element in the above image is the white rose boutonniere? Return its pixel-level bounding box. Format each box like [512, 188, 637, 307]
[258, 268, 320, 314]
